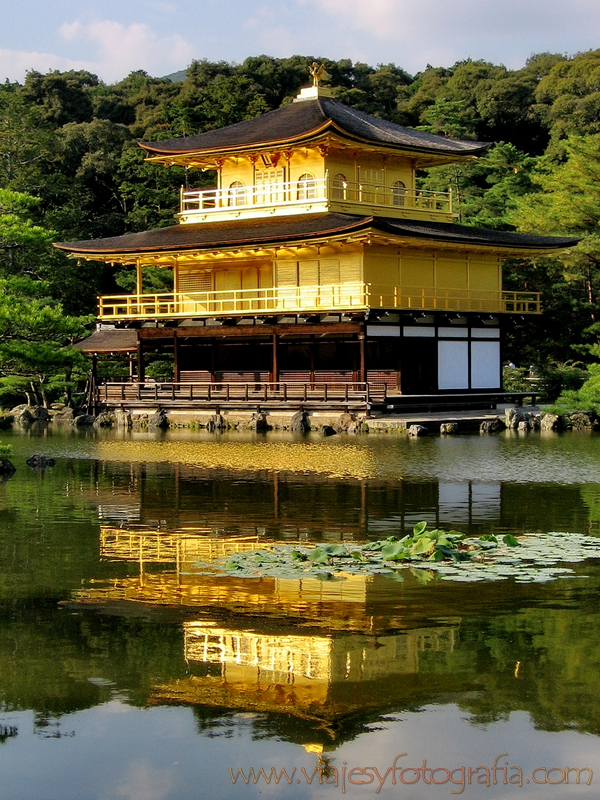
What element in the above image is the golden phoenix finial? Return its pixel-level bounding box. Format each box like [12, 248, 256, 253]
[309, 62, 331, 87]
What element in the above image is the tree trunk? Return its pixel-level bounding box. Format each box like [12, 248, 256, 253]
[586, 263, 596, 322]
[64, 368, 72, 407]
[29, 381, 40, 406]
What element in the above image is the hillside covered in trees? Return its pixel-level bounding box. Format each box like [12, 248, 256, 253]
[3, 50, 600, 403]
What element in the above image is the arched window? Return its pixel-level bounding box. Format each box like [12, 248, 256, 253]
[392, 180, 406, 207]
[228, 181, 247, 206]
[297, 173, 316, 200]
[332, 173, 347, 200]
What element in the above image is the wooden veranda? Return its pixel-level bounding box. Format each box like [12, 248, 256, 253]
[96, 380, 536, 414]
[98, 380, 384, 411]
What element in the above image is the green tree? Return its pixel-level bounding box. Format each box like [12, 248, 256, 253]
[44, 117, 132, 241]
[535, 50, 600, 154]
[0, 277, 91, 406]
[0, 88, 55, 191]
[19, 69, 99, 127]
[510, 134, 600, 317]
[0, 188, 55, 273]
[421, 142, 538, 228]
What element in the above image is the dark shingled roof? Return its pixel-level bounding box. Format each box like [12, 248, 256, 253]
[55, 213, 579, 255]
[74, 328, 138, 353]
[140, 98, 490, 158]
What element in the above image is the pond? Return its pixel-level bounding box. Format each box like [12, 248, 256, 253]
[1, 426, 600, 799]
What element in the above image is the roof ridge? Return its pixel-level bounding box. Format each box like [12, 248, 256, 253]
[316, 96, 330, 122]
[139, 95, 490, 158]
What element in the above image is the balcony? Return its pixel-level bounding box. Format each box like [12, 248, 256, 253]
[98, 283, 541, 320]
[98, 380, 380, 410]
[178, 177, 453, 223]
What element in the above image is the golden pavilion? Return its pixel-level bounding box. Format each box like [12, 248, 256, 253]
[56, 77, 577, 412]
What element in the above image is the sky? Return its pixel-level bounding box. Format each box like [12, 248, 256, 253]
[1, 0, 600, 84]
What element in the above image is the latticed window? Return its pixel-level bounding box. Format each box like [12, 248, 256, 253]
[358, 168, 384, 202]
[332, 173, 347, 199]
[255, 168, 285, 204]
[297, 173, 316, 200]
[392, 180, 406, 206]
[228, 181, 247, 206]
[178, 270, 212, 293]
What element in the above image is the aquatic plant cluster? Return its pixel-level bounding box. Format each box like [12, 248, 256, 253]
[194, 523, 600, 584]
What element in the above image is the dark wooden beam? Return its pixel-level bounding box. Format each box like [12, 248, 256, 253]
[173, 331, 180, 382]
[155, 322, 363, 339]
[137, 339, 145, 382]
[272, 333, 278, 382]
[359, 332, 366, 383]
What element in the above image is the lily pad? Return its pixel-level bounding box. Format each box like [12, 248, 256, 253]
[192, 526, 600, 586]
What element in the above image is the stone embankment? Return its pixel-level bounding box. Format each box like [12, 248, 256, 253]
[2, 403, 600, 435]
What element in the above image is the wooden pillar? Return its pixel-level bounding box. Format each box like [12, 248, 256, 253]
[172, 256, 179, 315]
[136, 259, 143, 296]
[137, 337, 145, 382]
[210, 338, 216, 381]
[173, 257, 179, 293]
[309, 335, 315, 382]
[272, 333, 278, 383]
[173, 332, 180, 382]
[359, 331, 366, 383]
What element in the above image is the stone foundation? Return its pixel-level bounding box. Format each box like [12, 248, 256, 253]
[3, 403, 584, 436]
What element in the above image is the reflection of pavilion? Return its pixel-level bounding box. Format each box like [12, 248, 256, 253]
[79, 552, 404, 630]
[91, 458, 506, 542]
[183, 621, 455, 682]
[94, 527, 395, 618]
[78, 522, 571, 748]
[96, 525, 381, 613]
[73, 526, 464, 745]
[99, 526, 262, 567]
[150, 621, 457, 738]
[88, 525, 532, 625]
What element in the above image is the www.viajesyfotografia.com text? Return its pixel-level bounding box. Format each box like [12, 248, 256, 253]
[229, 752, 593, 794]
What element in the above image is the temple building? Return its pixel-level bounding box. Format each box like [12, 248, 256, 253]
[56, 77, 578, 413]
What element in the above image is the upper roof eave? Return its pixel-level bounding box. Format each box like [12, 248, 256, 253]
[140, 122, 491, 161]
[54, 213, 581, 260]
[139, 120, 334, 157]
[139, 98, 491, 160]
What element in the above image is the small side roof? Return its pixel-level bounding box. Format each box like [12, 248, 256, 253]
[140, 98, 490, 159]
[73, 328, 138, 353]
[55, 213, 580, 257]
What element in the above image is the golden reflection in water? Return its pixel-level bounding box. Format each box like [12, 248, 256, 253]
[95, 440, 378, 478]
[183, 622, 456, 682]
[75, 524, 461, 745]
[76, 570, 402, 630]
[150, 623, 457, 726]
[99, 526, 263, 565]
[77, 527, 422, 630]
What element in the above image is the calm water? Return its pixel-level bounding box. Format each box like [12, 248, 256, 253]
[1, 426, 600, 799]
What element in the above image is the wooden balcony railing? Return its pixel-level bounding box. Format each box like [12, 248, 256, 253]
[98, 283, 541, 320]
[180, 178, 452, 215]
[99, 282, 368, 318]
[181, 178, 327, 211]
[99, 381, 383, 408]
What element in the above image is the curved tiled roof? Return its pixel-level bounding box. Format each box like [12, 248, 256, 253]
[140, 98, 490, 157]
[73, 328, 138, 353]
[55, 213, 579, 256]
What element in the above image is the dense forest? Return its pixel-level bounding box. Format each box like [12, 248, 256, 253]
[3, 50, 600, 404]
